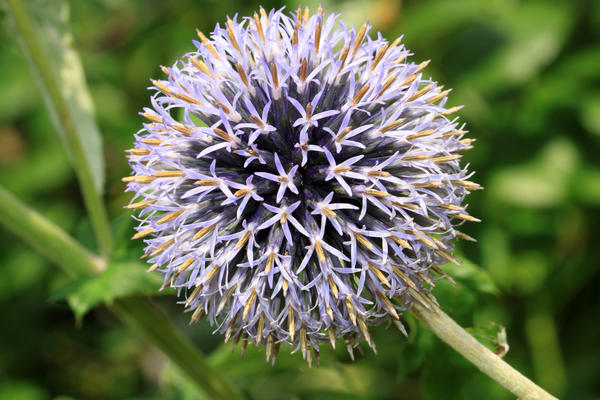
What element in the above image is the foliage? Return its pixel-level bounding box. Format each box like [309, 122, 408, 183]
[0, 0, 599, 399]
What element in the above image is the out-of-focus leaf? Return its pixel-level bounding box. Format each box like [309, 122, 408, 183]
[421, 340, 510, 400]
[51, 260, 165, 321]
[7, 0, 105, 194]
[0, 380, 47, 400]
[0, 247, 47, 301]
[580, 95, 600, 137]
[518, 47, 600, 133]
[487, 137, 579, 208]
[459, 1, 572, 94]
[443, 257, 499, 295]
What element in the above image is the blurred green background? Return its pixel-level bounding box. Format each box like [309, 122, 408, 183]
[1, 0, 599, 399]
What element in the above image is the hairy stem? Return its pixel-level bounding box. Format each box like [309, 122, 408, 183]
[410, 298, 558, 400]
[6, 0, 113, 257]
[0, 185, 242, 400]
[112, 296, 244, 400]
[0, 186, 103, 276]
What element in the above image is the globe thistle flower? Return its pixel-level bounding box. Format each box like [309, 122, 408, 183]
[123, 6, 481, 365]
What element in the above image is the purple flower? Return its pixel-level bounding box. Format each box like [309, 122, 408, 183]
[124, 6, 481, 365]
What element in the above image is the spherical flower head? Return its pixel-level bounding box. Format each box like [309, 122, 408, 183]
[124, 6, 481, 364]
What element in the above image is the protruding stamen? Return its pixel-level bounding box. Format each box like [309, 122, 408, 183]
[414, 59, 431, 74]
[453, 213, 482, 222]
[146, 263, 159, 273]
[370, 44, 389, 71]
[390, 235, 411, 249]
[305, 103, 313, 119]
[314, 240, 325, 262]
[299, 58, 307, 83]
[433, 155, 462, 163]
[197, 30, 220, 59]
[376, 74, 397, 98]
[357, 315, 374, 351]
[333, 165, 352, 173]
[328, 328, 336, 349]
[256, 313, 265, 345]
[213, 128, 231, 141]
[407, 84, 434, 102]
[354, 232, 373, 250]
[217, 284, 237, 313]
[214, 102, 231, 115]
[185, 284, 204, 307]
[399, 73, 417, 87]
[418, 272, 435, 287]
[337, 45, 350, 75]
[132, 228, 154, 240]
[345, 297, 357, 326]
[288, 306, 295, 340]
[352, 23, 367, 56]
[435, 249, 461, 265]
[154, 170, 185, 178]
[336, 127, 352, 142]
[242, 288, 257, 319]
[153, 80, 202, 105]
[126, 199, 157, 210]
[201, 264, 221, 284]
[141, 138, 163, 145]
[269, 62, 279, 88]
[406, 129, 436, 140]
[432, 265, 457, 285]
[379, 118, 405, 133]
[194, 179, 218, 186]
[235, 63, 250, 87]
[128, 148, 150, 156]
[402, 154, 432, 161]
[190, 57, 213, 78]
[369, 263, 391, 288]
[148, 238, 174, 257]
[376, 291, 399, 320]
[352, 84, 370, 105]
[265, 334, 273, 362]
[172, 257, 195, 281]
[157, 209, 184, 224]
[253, 12, 265, 43]
[391, 265, 417, 289]
[226, 21, 241, 52]
[234, 188, 250, 197]
[427, 89, 452, 104]
[142, 112, 163, 124]
[265, 252, 275, 274]
[365, 188, 389, 197]
[407, 229, 437, 249]
[452, 180, 483, 190]
[134, 175, 156, 183]
[235, 230, 252, 249]
[328, 274, 339, 297]
[368, 170, 391, 177]
[190, 307, 205, 325]
[456, 230, 476, 242]
[315, 20, 322, 53]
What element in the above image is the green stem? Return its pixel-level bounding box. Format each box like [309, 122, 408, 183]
[0, 185, 242, 400]
[410, 299, 558, 400]
[6, 0, 113, 257]
[112, 297, 244, 400]
[0, 185, 103, 277]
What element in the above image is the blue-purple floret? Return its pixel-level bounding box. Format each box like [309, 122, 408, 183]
[125, 6, 480, 364]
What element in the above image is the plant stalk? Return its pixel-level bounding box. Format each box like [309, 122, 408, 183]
[0, 186, 103, 277]
[410, 298, 558, 400]
[112, 296, 244, 400]
[6, 0, 113, 257]
[0, 185, 242, 400]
